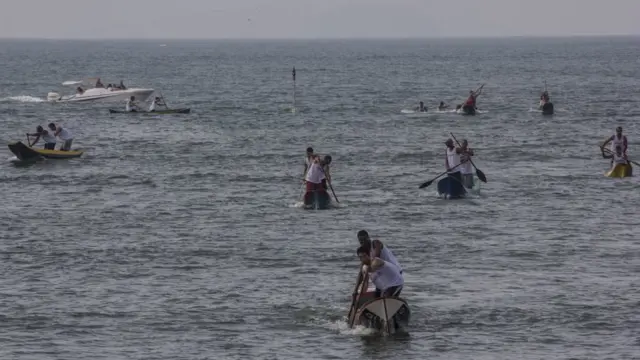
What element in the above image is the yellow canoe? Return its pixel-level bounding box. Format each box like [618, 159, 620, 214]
[8, 141, 84, 161]
[605, 163, 632, 178]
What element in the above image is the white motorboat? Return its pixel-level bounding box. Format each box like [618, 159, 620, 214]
[47, 80, 154, 103]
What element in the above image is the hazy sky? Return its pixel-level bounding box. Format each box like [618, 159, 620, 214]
[1, 0, 639, 39]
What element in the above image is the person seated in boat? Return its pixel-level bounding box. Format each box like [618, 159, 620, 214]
[149, 97, 167, 112]
[438, 101, 448, 111]
[459, 139, 475, 189]
[303, 146, 315, 178]
[602, 126, 627, 156]
[357, 230, 402, 274]
[415, 101, 427, 112]
[126, 96, 139, 112]
[320, 155, 332, 190]
[95, 78, 104, 88]
[48, 123, 74, 151]
[119, 80, 127, 90]
[356, 245, 404, 298]
[304, 155, 325, 194]
[76, 87, 84, 95]
[27, 125, 57, 150]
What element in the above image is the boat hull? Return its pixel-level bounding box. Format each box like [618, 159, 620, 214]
[605, 163, 632, 178]
[8, 141, 84, 161]
[108, 108, 191, 114]
[353, 295, 410, 334]
[48, 88, 154, 103]
[303, 188, 331, 209]
[437, 173, 467, 199]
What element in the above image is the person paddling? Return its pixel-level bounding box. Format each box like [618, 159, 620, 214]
[415, 101, 427, 112]
[48, 123, 74, 151]
[438, 101, 449, 111]
[356, 246, 404, 298]
[356, 230, 402, 275]
[320, 155, 332, 190]
[149, 96, 167, 112]
[126, 96, 139, 112]
[444, 138, 465, 197]
[602, 126, 628, 156]
[465, 88, 482, 109]
[27, 125, 56, 150]
[601, 145, 628, 166]
[302, 147, 315, 178]
[459, 139, 475, 189]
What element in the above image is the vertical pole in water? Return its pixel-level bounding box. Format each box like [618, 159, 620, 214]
[382, 298, 392, 335]
[292, 67, 296, 113]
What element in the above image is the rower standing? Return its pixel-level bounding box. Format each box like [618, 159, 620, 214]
[356, 230, 402, 275]
[149, 96, 166, 112]
[445, 138, 465, 196]
[27, 125, 56, 150]
[602, 126, 628, 155]
[126, 96, 139, 112]
[356, 246, 404, 298]
[304, 155, 325, 194]
[464, 88, 482, 109]
[459, 139, 475, 189]
[302, 147, 314, 178]
[48, 123, 74, 151]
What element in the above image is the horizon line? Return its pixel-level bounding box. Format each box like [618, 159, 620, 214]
[0, 34, 638, 41]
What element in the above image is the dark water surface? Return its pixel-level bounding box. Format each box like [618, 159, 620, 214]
[0, 38, 638, 360]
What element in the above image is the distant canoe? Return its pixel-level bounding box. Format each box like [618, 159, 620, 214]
[540, 101, 554, 115]
[108, 108, 191, 114]
[8, 141, 83, 162]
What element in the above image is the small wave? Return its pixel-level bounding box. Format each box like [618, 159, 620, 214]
[1, 95, 46, 103]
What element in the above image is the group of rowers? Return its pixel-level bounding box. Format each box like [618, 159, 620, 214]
[26, 123, 74, 151]
[601, 126, 630, 166]
[444, 138, 476, 189]
[355, 230, 404, 298]
[302, 147, 333, 193]
[75, 79, 128, 94]
[414, 87, 483, 113]
[125, 96, 167, 112]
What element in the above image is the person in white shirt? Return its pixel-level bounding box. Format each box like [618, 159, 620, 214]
[48, 123, 74, 151]
[443, 138, 465, 198]
[126, 96, 139, 112]
[27, 125, 56, 150]
[149, 96, 166, 112]
[356, 230, 402, 275]
[459, 139, 475, 189]
[302, 147, 314, 178]
[356, 246, 404, 298]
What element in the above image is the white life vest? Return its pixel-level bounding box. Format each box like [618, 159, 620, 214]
[370, 259, 404, 291]
[371, 244, 402, 273]
[610, 134, 624, 153]
[305, 162, 325, 184]
[447, 147, 461, 173]
[460, 151, 473, 175]
[613, 153, 627, 164]
[57, 127, 73, 141]
[42, 130, 56, 144]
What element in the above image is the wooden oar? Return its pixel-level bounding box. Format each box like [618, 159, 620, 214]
[347, 266, 369, 328]
[418, 162, 465, 189]
[327, 181, 340, 203]
[450, 132, 487, 183]
[601, 147, 639, 167]
[159, 91, 171, 110]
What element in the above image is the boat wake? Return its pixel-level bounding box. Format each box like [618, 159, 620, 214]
[1, 95, 46, 103]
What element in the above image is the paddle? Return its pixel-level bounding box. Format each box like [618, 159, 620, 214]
[450, 132, 487, 183]
[418, 162, 465, 189]
[327, 180, 340, 203]
[292, 67, 296, 113]
[159, 91, 171, 110]
[601, 147, 639, 167]
[347, 266, 369, 328]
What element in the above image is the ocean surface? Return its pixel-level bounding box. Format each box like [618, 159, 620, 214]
[0, 37, 638, 360]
